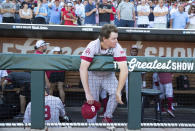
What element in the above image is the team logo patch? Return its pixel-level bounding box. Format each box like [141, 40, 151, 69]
[85, 48, 90, 55]
[91, 106, 95, 112]
[120, 51, 125, 54]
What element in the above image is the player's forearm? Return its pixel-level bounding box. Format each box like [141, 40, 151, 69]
[80, 69, 90, 94]
[45, 73, 50, 88]
[117, 65, 128, 93]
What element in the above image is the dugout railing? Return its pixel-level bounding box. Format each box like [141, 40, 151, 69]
[0, 54, 195, 130]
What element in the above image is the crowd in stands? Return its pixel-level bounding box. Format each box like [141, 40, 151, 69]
[0, 0, 195, 28]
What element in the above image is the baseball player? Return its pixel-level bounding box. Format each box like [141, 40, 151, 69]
[49, 47, 66, 104]
[34, 40, 50, 89]
[0, 70, 8, 90]
[158, 72, 175, 117]
[152, 72, 160, 111]
[153, 72, 160, 90]
[80, 24, 128, 123]
[2, 71, 31, 118]
[23, 89, 68, 123]
[125, 45, 146, 101]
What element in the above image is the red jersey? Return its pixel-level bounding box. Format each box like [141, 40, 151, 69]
[35, 50, 50, 78]
[63, 10, 76, 25]
[158, 73, 172, 84]
[110, 6, 116, 21]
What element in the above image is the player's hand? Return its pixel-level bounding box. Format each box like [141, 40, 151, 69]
[86, 93, 94, 105]
[116, 91, 124, 104]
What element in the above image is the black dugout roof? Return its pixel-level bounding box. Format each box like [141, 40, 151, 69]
[0, 23, 195, 42]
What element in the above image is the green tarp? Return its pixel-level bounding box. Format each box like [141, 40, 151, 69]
[0, 53, 194, 73]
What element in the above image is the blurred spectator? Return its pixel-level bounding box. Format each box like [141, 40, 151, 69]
[148, 0, 155, 28]
[137, 0, 150, 28]
[108, 0, 116, 25]
[112, 0, 118, 9]
[170, 4, 189, 29]
[48, 0, 53, 24]
[19, 2, 33, 24]
[59, 0, 65, 7]
[0, 2, 2, 23]
[3, 71, 31, 118]
[73, 0, 77, 8]
[48, 0, 62, 24]
[24, 0, 33, 9]
[170, 3, 178, 15]
[63, 2, 76, 25]
[95, 3, 99, 25]
[185, 0, 193, 13]
[60, 2, 67, 24]
[83, 0, 88, 6]
[12, 0, 21, 23]
[84, 0, 97, 25]
[117, 0, 135, 27]
[42, 0, 49, 23]
[49, 47, 66, 104]
[153, 0, 168, 28]
[188, 5, 195, 29]
[99, 0, 112, 26]
[33, 0, 48, 24]
[153, 0, 158, 7]
[1, 0, 16, 23]
[75, 0, 85, 25]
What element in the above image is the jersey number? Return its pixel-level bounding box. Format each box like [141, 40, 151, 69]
[45, 105, 51, 120]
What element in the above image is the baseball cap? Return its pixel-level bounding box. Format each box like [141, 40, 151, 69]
[35, 40, 49, 48]
[52, 47, 61, 52]
[67, 2, 72, 6]
[81, 101, 101, 119]
[188, 0, 192, 3]
[131, 45, 138, 49]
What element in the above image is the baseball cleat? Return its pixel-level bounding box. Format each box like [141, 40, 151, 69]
[167, 109, 175, 118]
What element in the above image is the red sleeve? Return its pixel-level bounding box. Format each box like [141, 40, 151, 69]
[72, 11, 76, 17]
[80, 56, 93, 62]
[113, 57, 127, 62]
[112, 7, 116, 13]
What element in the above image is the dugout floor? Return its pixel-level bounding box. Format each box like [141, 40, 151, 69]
[1, 107, 195, 123]
[67, 107, 195, 123]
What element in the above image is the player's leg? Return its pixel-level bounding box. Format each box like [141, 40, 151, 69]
[49, 83, 55, 95]
[159, 83, 166, 113]
[57, 82, 65, 104]
[102, 73, 118, 122]
[20, 95, 26, 115]
[87, 72, 101, 123]
[15, 85, 27, 118]
[99, 89, 108, 117]
[165, 83, 175, 117]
